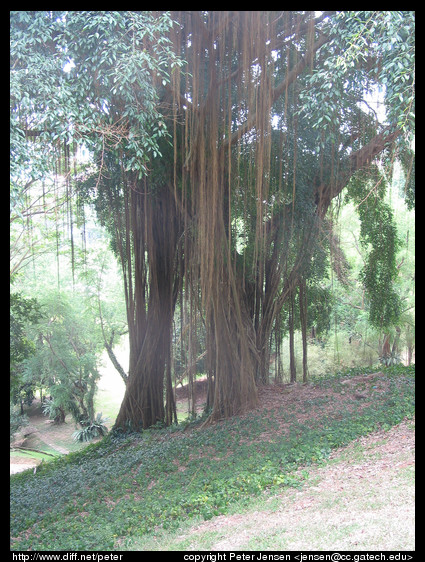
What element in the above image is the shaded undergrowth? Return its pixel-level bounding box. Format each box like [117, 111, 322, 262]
[10, 365, 414, 551]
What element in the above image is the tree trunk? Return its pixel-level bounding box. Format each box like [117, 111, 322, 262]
[104, 339, 128, 386]
[114, 310, 169, 429]
[289, 289, 297, 383]
[206, 283, 258, 423]
[114, 184, 181, 430]
[299, 278, 308, 383]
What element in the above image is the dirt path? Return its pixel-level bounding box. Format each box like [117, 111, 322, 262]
[10, 433, 69, 475]
[10, 402, 75, 474]
[36, 435, 69, 455]
[10, 458, 41, 475]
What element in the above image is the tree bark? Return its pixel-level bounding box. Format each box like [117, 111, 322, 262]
[114, 184, 181, 430]
[299, 278, 308, 383]
[289, 289, 297, 384]
[206, 282, 259, 423]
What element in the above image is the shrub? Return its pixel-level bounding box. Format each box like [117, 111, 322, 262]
[379, 350, 402, 366]
[10, 405, 28, 442]
[73, 413, 109, 442]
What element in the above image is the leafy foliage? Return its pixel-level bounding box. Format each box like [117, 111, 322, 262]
[73, 413, 109, 442]
[10, 290, 42, 411]
[10, 292, 41, 373]
[345, 168, 402, 329]
[57, 11, 182, 177]
[10, 406, 29, 442]
[23, 290, 103, 424]
[299, 11, 415, 145]
[10, 11, 66, 211]
[379, 350, 401, 366]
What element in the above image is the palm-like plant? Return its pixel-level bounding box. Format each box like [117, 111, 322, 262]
[73, 413, 109, 442]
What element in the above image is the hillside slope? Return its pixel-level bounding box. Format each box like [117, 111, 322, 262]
[154, 418, 414, 551]
[10, 366, 415, 551]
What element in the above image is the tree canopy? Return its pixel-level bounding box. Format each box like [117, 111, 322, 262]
[10, 11, 415, 429]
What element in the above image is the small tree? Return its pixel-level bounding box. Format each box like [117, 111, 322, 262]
[10, 289, 42, 413]
[24, 291, 103, 426]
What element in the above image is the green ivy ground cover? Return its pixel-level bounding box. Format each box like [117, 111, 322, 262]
[10, 365, 414, 551]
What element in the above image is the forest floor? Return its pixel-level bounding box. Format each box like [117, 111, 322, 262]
[10, 401, 84, 475]
[10, 377, 207, 475]
[167, 418, 415, 551]
[11, 368, 415, 551]
[127, 373, 415, 550]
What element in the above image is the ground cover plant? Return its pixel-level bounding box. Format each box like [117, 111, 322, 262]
[129, 417, 414, 551]
[10, 365, 414, 551]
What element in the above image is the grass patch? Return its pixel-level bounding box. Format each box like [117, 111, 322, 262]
[10, 449, 60, 463]
[10, 365, 414, 551]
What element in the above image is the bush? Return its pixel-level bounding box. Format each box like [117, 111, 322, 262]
[42, 398, 67, 424]
[73, 413, 109, 442]
[10, 405, 28, 442]
[379, 350, 402, 366]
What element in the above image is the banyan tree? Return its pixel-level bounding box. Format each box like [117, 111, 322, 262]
[11, 11, 415, 428]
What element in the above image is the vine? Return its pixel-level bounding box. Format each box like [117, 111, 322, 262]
[346, 168, 402, 329]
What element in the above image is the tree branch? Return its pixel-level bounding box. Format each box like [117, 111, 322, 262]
[104, 336, 128, 385]
[222, 33, 330, 150]
[315, 126, 401, 215]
